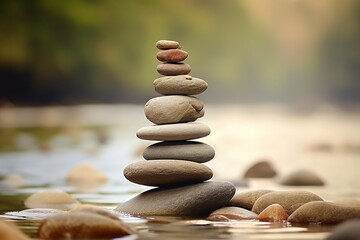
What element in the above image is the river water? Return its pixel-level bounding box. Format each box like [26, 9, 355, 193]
[0, 104, 359, 239]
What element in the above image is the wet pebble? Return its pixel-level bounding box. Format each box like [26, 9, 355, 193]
[252, 190, 323, 215]
[136, 122, 211, 141]
[157, 49, 188, 62]
[38, 212, 133, 239]
[208, 207, 258, 221]
[157, 63, 191, 76]
[144, 95, 204, 124]
[257, 203, 288, 222]
[154, 75, 208, 95]
[288, 201, 360, 224]
[279, 169, 325, 186]
[228, 189, 273, 210]
[24, 189, 79, 210]
[243, 160, 277, 178]
[70, 204, 120, 220]
[124, 160, 213, 187]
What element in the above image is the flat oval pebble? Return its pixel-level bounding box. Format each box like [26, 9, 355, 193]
[252, 191, 323, 215]
[0, 219, 30, 240]
[24, 189, 80, 210]
[137, 122, 210, 141]
[154, 75, 208, 95]
[208, 207, 258, 220]
[124, 160, 213, 187]
[38, 212, 133, 239]
[288, 201, 360, 224]
[157, 49, 188, 62]
[156, 40, 180, 50]
[115, 181, 236, 217]
[157, 63, 191, 76]
[145, 96, 204, 124]
[257, 203, 289, 222]
[228, 189, 274, 210]
[279, 169, 325, 186]
[327, 220, 360, 240]
[143, 141, 215, 163]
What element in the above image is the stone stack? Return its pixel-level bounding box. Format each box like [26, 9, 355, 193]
[116, 40, 235, 217]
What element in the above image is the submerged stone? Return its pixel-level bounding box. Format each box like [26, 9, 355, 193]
[327, 220, 360, 240]
[208, 207, 257, 220]
[115, 181, 235, 217]
[38, 212, 133, 239]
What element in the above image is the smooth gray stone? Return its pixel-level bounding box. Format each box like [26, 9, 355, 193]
[143, 141, 215, 163]
[252, 191, 323, 215]
[115, 181, 235, 217]
[157, 63, 191, 76]
[327, 220, 360, 240]
[123, 160, 213, 187]
[145, 95, 204, 124]
[154, 75, 208, 95]
[136, 122, 211, 141]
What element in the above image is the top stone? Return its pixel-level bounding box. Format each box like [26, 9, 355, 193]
[156, 40, 180, 50]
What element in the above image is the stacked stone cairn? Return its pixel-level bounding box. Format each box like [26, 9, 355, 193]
[116, 40, 235, 217]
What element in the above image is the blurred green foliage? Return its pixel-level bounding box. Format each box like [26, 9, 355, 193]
[0, 0, 359, 104]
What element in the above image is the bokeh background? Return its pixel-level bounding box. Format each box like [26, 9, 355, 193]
[1, 0, 360, 105]
[0, 0, 360, 192]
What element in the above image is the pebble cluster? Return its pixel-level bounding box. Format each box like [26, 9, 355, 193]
[116, 40, 235, 216]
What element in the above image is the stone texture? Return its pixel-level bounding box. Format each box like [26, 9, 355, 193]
[154, 75, 208, 95]
[252, 191, 323, 215]
[257, 204, 289, 222]
[327, 220, 360, 240]
[288, 201, 360, 224]
[123, 160, 213, 187]
[335, 198, 360, 208]
[70, 204, 119, 221]
[136, 122, 211, 141]
[157, 49, 188, 62]
[156, 40, 180, 50]
[115, 181, 236, 217]
[157, 63, 191, 76]
[0, 219, 30, 240]
[228, 189, 273, 210]
[38, 212, 133, 239]
[24, 189, 79, 210]
[144, 96, 204, 124]
[243, 160, 277, 178]
[208, 207, 258, 220]
[143, 141, 215, 163]
[279, 169, 325, 186]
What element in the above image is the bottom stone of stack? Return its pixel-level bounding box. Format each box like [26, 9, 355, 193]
[115, 181, 235, 217]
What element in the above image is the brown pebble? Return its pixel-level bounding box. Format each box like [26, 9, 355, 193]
[208, 207, 258, 220]
[0, 219, 30, 240]
[157, 63, 191, 76]
[156, 40, 180, 50]
[38, 212, 134, 239]
[257, 203, 289, 222]
[228, 189, 274, 210]
[157, 49, 188, 63]
[70, 204, 119, 221]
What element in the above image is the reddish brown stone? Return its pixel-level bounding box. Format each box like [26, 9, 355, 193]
[257, 204, 289, 222]
[157, 49, 188, 63]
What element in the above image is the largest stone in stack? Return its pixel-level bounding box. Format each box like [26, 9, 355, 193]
[116, 40, 235, 217]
